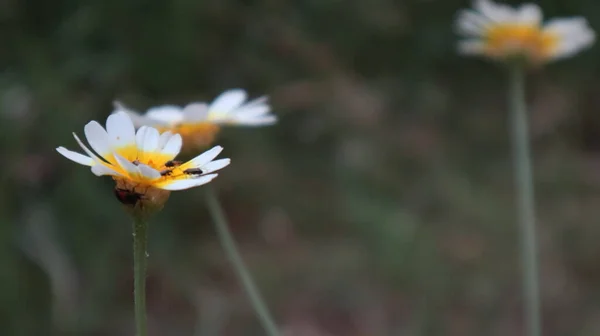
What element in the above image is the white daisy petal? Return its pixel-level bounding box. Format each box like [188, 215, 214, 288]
[106, 111, 136, 148]
[186, 146, 224, 168]
[544, 17, 596, 60]
[475, 0, 514, 23]
[233, 103, 271, 119]
[243, 96, 269, 108]
[233, 115, 278, 126]
[456, 11, 489, 36]
[157, 131, 174, 150]
[182, 103, 209, 122]
[209, 89, 247, 115]
[201, 158, 231, 173]
[161, 133, 182, 157]
[137, 164, 161, 180]
[56, 147, 94, 166]
[159, 174, 218, 191]
[140, 127, 160, 153]
[544, 17, 593, 40]
[73, 133, 107, 164]
[516, 4, 542, 25]
[84, 121, 112, 157]
[71, 133, 120, 176]
[146, 105, 184, 124]
[135, 126, 149, 150]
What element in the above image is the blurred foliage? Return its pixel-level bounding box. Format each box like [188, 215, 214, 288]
[4, 0, 600, 335]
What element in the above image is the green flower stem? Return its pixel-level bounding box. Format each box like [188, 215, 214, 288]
[132, 216, 149, 336]
[205, 187, 279, 336]
[509, 63, 541, 336]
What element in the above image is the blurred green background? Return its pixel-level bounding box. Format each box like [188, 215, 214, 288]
[3, 0, 600, 335]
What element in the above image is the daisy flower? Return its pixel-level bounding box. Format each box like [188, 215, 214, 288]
[56, 111, 230, 214]
[116, 89, 276, 150]
[455, 0, 595, 64]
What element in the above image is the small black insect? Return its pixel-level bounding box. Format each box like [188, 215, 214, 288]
[183, 168, 204, 175]
[114, 188, 143, 206]
[164, 160, 182, 168]
[132, 159, 140, 166]
[159, 169, 173, 176]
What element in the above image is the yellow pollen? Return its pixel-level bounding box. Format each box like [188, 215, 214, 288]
[484, 24, 559, 62]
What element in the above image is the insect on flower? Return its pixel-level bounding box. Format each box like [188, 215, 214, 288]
[455, 0, 595, 64]
[56, 111, 231, 214]
[114, 188, 144, 206]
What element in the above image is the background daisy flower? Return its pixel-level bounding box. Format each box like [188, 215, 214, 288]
[56, 111, 230, 214]
[116, 89, 276, 150]
[455, 0, 595, 63]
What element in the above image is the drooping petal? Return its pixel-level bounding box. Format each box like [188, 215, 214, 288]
[158, 174, 218, 190]
[56, 147, 95, 166]
[106, 111, 136, 149]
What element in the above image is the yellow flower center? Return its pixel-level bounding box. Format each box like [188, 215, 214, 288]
[99, 145, 192, 186]
[484, 24, 559, 62]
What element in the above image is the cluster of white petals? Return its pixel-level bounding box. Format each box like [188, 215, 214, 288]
[456, 0, 595, 63]
[56, 111, 230, 191]
[119, 89, 276, 129]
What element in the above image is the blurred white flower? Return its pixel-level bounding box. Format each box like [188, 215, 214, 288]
[117, 89, 276, 149]
[56, 111, 230, 213]
[455, 0, 595, 63]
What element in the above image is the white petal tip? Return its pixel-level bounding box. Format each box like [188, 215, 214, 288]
[56, 146, 95, 166]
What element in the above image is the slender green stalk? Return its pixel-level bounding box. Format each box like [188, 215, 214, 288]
[508, 63, 541, 336]
[205, 187, 279, 336]
[132, 216, 149, 336]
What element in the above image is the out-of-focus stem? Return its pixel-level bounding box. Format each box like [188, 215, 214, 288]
[205, 187, 279, 336]
[509, 63, 541, 336]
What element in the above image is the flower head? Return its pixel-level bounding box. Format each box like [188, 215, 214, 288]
[118, 89, 276, 150]
[56, 111, 230, 216]
[456, 0, 595, 64]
